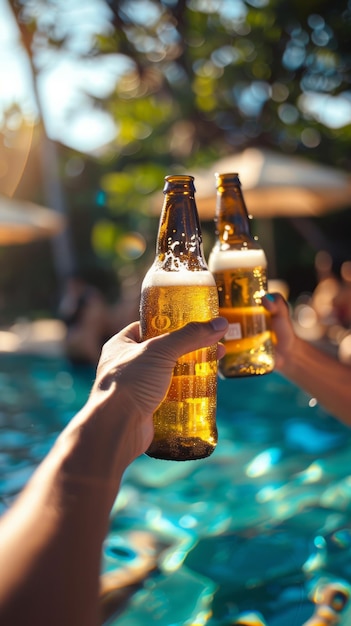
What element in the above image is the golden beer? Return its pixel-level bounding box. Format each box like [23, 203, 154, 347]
[140, 271, 219, 461]
[209, 248, 275, 377]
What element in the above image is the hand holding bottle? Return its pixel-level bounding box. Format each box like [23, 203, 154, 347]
[89, 318, 227, 464]
[263, 292, 351, 425]
[262, 292, 296, 370]
[0, 317, 228, 626]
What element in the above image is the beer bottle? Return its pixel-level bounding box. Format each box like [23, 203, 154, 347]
[208, 172, 275, 378]
[140, 174, 219, 461]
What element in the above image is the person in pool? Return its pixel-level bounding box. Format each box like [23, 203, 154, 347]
[0, 297, 350, 626]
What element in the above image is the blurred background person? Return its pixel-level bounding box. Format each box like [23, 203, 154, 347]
[58, 272, 139, 365]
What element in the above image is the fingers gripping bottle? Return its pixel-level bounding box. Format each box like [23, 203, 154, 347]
[208, 173, 275, 378]
[140, 175, 219, 461]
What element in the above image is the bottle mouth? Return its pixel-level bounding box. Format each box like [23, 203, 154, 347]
[165, 175, 195, 183]
[163, 175, 196, 194]
[215, 172, 241, 187]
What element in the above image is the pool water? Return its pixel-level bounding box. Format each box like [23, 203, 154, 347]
[1, 353, 351, 625]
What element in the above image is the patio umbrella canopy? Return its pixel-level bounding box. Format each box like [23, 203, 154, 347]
[147, 148, 351, 285]
[178, 148, 351, 220]
[0, 194, 65, 245]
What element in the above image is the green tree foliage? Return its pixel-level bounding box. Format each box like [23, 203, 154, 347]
[10, 0, 351, 167]
[101, 0, 351, 164]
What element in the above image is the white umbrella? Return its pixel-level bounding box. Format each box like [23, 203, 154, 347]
[0, 194, 65, 245]
[190, 147, 351, 219]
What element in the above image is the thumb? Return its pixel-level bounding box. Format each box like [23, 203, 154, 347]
[146, 317, 228, 361]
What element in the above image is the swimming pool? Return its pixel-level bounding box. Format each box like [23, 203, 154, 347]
[1, 352, 351, 625]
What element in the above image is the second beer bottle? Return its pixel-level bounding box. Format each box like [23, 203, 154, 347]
[208, 172, 275, 378]
[140, 174, 219, 461]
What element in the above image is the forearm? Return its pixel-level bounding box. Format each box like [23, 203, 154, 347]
[0, 319, 229, 626]
[0, 389, 131, 626]
[279, 337, 351, 426]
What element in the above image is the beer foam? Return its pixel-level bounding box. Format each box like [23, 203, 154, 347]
[208, 248, 267, 271]
[142, 269, 216, 288]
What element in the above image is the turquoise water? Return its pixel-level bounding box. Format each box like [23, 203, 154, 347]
[1, 353, 351, 625]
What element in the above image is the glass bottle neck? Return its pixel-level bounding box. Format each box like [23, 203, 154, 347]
[215, 173, 257, 248]
[155, 175, 207, 271]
